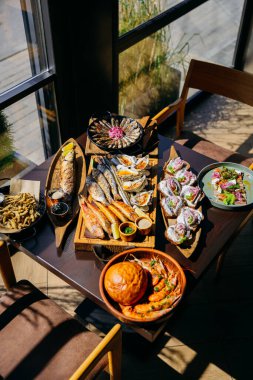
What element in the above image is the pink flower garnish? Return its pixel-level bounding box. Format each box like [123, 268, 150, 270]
[220, 181, 234, 190]
[212, 171, 221, 179]
[108, 126, 124, 140]
[235, 191, 243, 201]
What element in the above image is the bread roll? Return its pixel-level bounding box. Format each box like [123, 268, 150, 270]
[104, 262, 148, 305]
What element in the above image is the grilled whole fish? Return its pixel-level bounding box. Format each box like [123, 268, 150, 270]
[60, 150, 75, 194]
[92, 168, 113, 204]
[108, 204, 128, 223]
[97, 163, 121, 201]
[85, 199, 112, 236]
[80, 202, 105, 239]
[86, 175, 108, 205]
[112, 201, 138, 222]
[93, 201, 119, 225]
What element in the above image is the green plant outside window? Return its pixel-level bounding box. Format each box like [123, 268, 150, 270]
[119, 0, 195, 118]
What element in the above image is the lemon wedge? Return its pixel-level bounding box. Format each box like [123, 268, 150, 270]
[111, 223, 120, 240]
[62, 149, 73, 157]
[62, 142, 74, 152]
[133, 206, 150, 219]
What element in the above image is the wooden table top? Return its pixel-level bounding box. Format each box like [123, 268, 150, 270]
[16, 133, 252, 341]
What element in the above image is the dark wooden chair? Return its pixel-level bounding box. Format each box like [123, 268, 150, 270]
[152, 58, 253, 167]
[0, 240, 122, 380]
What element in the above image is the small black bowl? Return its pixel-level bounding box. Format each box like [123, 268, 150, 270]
[51, 202, 69, 218]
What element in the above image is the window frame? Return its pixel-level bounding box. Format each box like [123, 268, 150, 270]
[117, 0, 250, 116]
[0, 0, 59, 159]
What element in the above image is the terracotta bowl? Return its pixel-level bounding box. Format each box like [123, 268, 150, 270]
[119, 221, 137, 242]
[99, 248, 186, 325]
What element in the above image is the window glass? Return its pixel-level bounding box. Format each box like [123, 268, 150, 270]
[0, 0, 47, 94]
[119, 0, 244, 118]
[0, 83, 60, 183]
[119, 0, 182, 36]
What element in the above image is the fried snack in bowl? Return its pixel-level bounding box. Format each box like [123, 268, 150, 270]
[104, 262, 148, 306]
[0, 193, 40, 231]
[99, 248, 186, 324]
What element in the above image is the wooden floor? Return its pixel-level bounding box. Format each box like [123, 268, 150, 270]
[1, 94, 253, 379]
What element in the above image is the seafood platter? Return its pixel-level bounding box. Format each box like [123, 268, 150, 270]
[158, 146, 204, 258]
[45, 138, 86, 248]
[74, 153, 158, 252]
[198, 162, 253, 210]
[87, 114, 144, 153]
[99, 248, 186, 324]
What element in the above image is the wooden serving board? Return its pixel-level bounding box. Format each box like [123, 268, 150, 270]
[160, 146, 202, 258]
[74, 157, 158, 252]
[45, 138, 86, 249]
[85, 116, 159, 157]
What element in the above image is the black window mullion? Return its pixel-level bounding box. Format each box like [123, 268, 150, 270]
[233, 0, 253, 70]
[40, 0, 55, 73]
[118, 0, 209, 53]
[0, 71, 55, 110]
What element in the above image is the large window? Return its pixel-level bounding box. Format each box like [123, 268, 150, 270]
[0, 0, 59, 183]
[118, 0, 245, 118]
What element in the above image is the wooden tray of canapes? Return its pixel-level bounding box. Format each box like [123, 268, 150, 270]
[45, 138, 86, 248]
[74, 155, 158, 252]
[160, 146, 203, 258]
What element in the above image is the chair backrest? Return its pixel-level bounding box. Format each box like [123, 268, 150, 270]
[153, 59, 253, 136]
[181, 59, 253, 107]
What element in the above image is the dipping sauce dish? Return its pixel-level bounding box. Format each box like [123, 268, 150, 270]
[51, 202, 69, 218]
[119, 222, 137, 242]
[135, 216, 152, 236]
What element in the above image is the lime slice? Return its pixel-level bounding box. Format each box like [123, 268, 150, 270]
[111, 223, 120, 240]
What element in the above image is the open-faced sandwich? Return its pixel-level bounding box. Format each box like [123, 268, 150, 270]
[164, 157, 190, 176]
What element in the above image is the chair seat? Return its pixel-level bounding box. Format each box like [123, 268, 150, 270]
[176, 132, 253, 167]
[0, 280, 107, 380]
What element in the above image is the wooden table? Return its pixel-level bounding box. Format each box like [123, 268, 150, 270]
[8, 133, 253, 342]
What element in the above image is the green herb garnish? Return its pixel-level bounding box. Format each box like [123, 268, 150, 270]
[185, 193, 193, 200]
[223, 192, 236, 205]
[188, 215, 194, 224]
[167, 165, 175, 174]
[150, 259, 157, 267]
[154, 287, 159, 292]
[124, 226, 134, 234]
[179, 236, 187, 244]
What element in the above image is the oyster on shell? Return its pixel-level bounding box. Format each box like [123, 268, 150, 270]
[165, 223, 192, 245]
[160, 195, 184, 218]
[134, 155, 150, 171]
[130, 190, 153, 208]
[180, 185, 203, 208]
[177, 207, 203, 231]
[116, 165, 142, 181]
[122, 175, 147, 192]
[116, 154, 137, 167]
